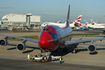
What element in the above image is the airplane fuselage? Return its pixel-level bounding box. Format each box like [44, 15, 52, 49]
[38, 5, 72, 52]
[38, 25, 72, 51]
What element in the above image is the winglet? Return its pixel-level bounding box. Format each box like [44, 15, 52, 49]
[64, 5, 70, 28]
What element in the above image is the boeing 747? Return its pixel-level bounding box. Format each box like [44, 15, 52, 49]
[0, 5, 105, 54]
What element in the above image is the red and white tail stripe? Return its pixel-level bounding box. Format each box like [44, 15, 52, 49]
[74, 15, 82, 26]
[91, 19, 95, 25]
[84, 20, 88, 25]
[57, 21, 60, 23]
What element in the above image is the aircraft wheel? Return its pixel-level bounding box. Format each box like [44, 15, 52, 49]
[72, 49, 77, 53]
[41, 50, 43, 53]
[71, 48, 74, 53]
[41, 50, 46, 53]
[75, 49, 77, 53]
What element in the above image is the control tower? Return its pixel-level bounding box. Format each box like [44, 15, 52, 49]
[26, 13, 32, 27]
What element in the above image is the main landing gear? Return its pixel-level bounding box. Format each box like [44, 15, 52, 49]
[72, 47, 78, 53]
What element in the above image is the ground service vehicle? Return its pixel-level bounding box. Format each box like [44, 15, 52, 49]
[31, 53, 61, 62]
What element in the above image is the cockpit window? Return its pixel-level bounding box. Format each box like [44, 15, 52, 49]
[43, 28, 51, 31]
[43, 26, 51, 31]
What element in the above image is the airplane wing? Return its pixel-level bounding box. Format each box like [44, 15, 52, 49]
[0, 34, 38, 43]
[64, 38, 105, 46]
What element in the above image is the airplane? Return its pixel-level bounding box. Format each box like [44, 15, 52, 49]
[41, 22, 66, 28]
[70, 15, 89, 30]
[41, 15, 83, 29]
[73, 19, 89, 30]
[86, 19, 105, 30]
[0, 5, 105, 55]
[91, 19, 105, 26]
[84, 20, 88, 25]
[91, 19, 95, 25]
[73, 15, 82, 27]
[85, 20, 92, 27]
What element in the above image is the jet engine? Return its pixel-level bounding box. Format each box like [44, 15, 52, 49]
[0, 38, 8, 46]
[16, 42, 26, 51]
[88, 44, 96, 53]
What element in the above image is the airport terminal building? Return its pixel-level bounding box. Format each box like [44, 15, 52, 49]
[0, 13, 41, 30]
[1, 13, 41, 25]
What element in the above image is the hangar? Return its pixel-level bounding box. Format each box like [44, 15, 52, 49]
[1, 13, 41, 30]
[1, 13, 41, 25]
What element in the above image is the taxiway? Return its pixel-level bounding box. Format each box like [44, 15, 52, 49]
[0, 30, 105, 69]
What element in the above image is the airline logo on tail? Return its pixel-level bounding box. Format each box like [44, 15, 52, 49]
[91, 19, 95, 25]
[74, 15, 82, 26]
[57, 21, 60, 23]
[84, 20, 88, 25]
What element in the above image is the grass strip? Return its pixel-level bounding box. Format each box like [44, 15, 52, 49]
[8, 35, 39, 41]
[13, 31, 41, 33]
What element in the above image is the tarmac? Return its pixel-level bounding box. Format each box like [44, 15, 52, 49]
[0, 30, 105, 70]
[0, 58, 105, 70]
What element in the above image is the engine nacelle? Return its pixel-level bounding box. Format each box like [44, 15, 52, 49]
[0, 38, 8, 46]
[88, 44, 96, 53]
[16, 42, 26, 51]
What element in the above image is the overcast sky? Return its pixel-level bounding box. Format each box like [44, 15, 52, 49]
[0, 0, 105, 23]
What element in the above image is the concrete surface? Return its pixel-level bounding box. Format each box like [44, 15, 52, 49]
[0, 58, 105, 70]
[0, 37, 105, 66]
[0, 30, 105, 70]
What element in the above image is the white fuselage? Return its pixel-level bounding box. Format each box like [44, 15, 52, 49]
[41, 22, 75, 28]
[87, 24, 105, 28]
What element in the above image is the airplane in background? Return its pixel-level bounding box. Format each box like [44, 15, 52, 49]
[41, 15, 83, 29]
[91, 19, 105, 26]
[73, 15, 82, 27]
[73, 19, 89, 30]
[85, 19, 105, 30]
[85, 20, 92, 27]
[91, 19, 96, 25]
[41, 22, 66, 28]
[84, 20, 88, 25]
[0, 5, 105, 55]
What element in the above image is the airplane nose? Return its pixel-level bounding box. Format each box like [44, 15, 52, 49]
[39, 37, 47, 48]
[38, 37, 58, 51]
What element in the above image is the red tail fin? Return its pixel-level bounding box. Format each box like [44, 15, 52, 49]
[75, 15, 82, 21]
[73, 15, 82, 26]
[84, 20, 88, 25]
[84, 20, 87, 22]
[91, 19, 95, 23]
[91, 19, 95, 25]
[57, 21, 60, 23]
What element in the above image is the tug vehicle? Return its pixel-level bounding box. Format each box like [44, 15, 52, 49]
[31, 53, 61, 62]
